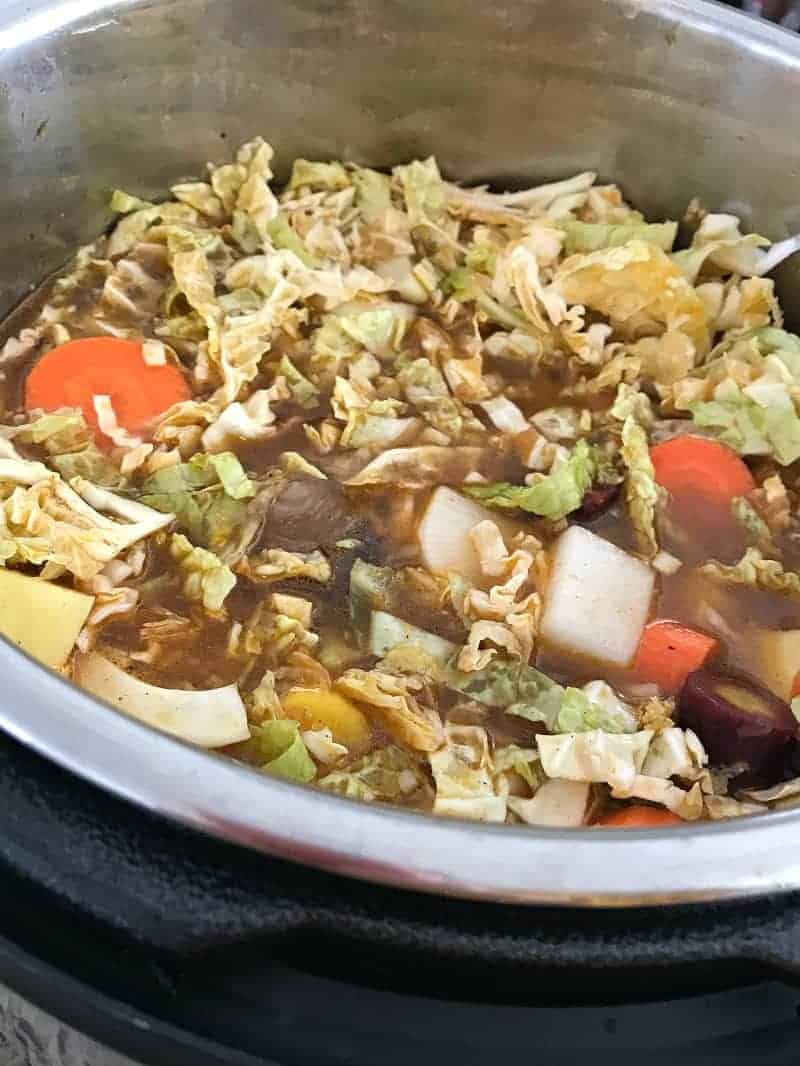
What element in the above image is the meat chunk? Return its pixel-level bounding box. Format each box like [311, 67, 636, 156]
[258, 476, 364, 553]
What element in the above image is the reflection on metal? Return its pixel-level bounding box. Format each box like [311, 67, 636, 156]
[0, 0, 120, 50]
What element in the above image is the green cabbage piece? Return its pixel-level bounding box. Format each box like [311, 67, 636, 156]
[14, 412, 88, 449]
[731, 497, 776, 552]
[752, 327, 800, 357]
[397, 356, 466, 438]
[319, 746, 427, 802]
[140, 453, 254, 551]
[279, 355, 319, 408]
[352, 167, 393, 222]
[700, 547, 800, 599]
[394, 157, 447, 227]
[445, 659, 636, 735]
[556, 685, 637, 734]
[110, 189, 154, 214]
[51, 449, 128, 489]
[265, 214, 322, 268]
[429, 727, 506, 822]
[445, 659, 564, 731]
[336, 306, 404, 353]
[463, 439, 595, 520]
[690, 379, 800, 466]
[464, 240, 499, 275]
[492, 744, 543, 792]
[169, 533, 236, 612]
[562, 220, 677, 255]
[0, 460, 170, 581]
[201, 452, 255, 500]
[610, 383, 654, 425]
[620, 416, 659, 557]
[314, 303, 412, 367]
[255, 720, 316, 783]
[444, 268, 530, 331]
[13, 411, 127, 488]
[672, 214, 770, 283]
[287, 159, 349, 191]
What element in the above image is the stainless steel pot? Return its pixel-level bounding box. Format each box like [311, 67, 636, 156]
[1, 0, 799, 908]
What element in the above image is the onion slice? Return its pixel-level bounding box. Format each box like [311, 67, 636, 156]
[74, 652, 250, 748]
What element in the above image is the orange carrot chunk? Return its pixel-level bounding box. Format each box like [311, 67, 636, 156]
[595, 806, 684, 828]
[650, 435, 755, 507]
[25, 338, 189, 445]
[633, 620, 719, 695]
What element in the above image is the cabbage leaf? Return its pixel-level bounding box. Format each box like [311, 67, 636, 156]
[429, 725, 507, 822]
[690, 379, 800, 466]
[463, 440, 595, 519]
[445, 658, 564, 730]
[255, 720, 317, 783]
[319, 746, 429, 802]
[700, 547, 800, 599]
[556, 683, 638, 734]
[552, 241, 710, 354]
[562, 220, 677, 255]
[169, 532, 236, 611]
[140, 453, 253, 552]
[620, 416, 659, 557]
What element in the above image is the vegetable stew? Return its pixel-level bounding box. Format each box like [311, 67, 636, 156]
[2, 138, 800, 827]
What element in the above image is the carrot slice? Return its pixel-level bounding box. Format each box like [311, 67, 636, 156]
[25, 338, 189, 445]
[595, 806, 684, 828]
[633, 620, 719, 695]
[650, 436, 755, 507]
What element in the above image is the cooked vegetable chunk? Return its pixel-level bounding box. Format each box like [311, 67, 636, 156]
[633, 621, 719, 695]
[417, 487, 520, 583]
[678, 669, 797, 777]
[75, 653, 250, 748]
[282, 688, 372, 749]
[0, 570, 93, 669]
[540, 526, 655, 667]
[368, 611, 457, 665]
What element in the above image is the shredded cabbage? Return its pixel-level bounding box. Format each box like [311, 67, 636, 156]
[620, 416, 659, 558]
[700, 547, 800, 599]
[255, 720, 317, 783]
[169, 533, 236, 612]
[463, 440, 596, 519]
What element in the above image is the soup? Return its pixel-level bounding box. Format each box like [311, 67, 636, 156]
[2, 137, 800, 828]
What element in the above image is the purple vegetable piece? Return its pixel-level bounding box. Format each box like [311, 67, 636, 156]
[678, 668, 798, 778]
[573, 483, 620, 522]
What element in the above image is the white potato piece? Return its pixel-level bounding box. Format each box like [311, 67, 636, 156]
[746, 629, 800, 701]
[0, 570, 94, 670]
[508, 779, 590, 827]
[74, 652, 250, 748]
[417, 486, 520, 583]
[539, 525, 655, 667]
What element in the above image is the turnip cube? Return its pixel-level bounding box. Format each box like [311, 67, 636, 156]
[540, 525, 655, 667]
[417, 486, 520, 584]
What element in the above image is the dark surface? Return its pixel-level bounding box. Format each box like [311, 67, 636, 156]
[2, 727, 800, 998]
[6, 680, 800, 1063]
[4, 836, 800, 1065]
